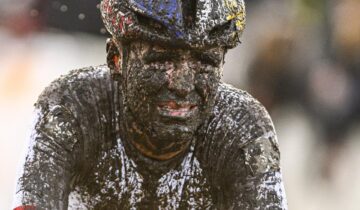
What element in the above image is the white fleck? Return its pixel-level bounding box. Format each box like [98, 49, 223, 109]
[60, 5, 68, 12]
[78, 13, 86, 20]
[100, 28, 107, 34]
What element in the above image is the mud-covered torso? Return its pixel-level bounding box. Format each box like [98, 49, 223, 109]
[37, 66, 213, 209]
[69, 138, 213, 209]
[16, 66, 287, 210]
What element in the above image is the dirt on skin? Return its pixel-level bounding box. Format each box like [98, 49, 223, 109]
[14, 61, 287, 209]
[14, 0, 286, 209]
[113, 41, 223, 161]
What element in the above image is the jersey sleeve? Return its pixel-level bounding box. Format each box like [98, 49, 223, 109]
[228, 134, 288, 209]
[220, 104, 287, 210]
[200, 84, 288, 209]
[13, 105, 82, 210]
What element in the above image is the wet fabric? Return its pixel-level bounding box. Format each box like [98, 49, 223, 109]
[14, 65, 287, 209]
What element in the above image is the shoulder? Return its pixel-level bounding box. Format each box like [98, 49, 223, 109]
[215, 83, 269, 118]
[25, 65, 114, 171]
[35, 65, 112, 111]
[209, 83, 276, 145]
[199, 83, 281, 185]
[201, 83, 280, 170]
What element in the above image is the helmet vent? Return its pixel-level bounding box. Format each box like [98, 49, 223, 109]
[135, 11, 168, 35]
[182, 0, 197, 29]
[209, 20, 233, 38]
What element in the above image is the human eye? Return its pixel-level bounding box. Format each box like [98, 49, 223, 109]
[201, 56, 220, 68]
[193, 52, 222, 68]
[144, 52, 178, 64]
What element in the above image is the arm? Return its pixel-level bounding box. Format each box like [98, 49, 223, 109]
[226, 134, 288, 210]
[203, 85, 288, 209]
[14, 105, 82, 210]
[202, 128, 287, 210]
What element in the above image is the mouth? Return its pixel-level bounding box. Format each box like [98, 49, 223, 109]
[157, 101, 198, 120]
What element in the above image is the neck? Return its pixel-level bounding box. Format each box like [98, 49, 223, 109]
[120, 123, 194, 176]
[130, 135, 191, 161]
[118, 105, 191, 162]
[123, 119, 192, 161]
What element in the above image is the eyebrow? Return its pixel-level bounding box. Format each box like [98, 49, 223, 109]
[192, 51, 223, 67]
[143, 51, 179, 63]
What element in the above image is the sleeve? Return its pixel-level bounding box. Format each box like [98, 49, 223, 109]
[13, 105, 82, 210]
[203, 86, 288, 209]
[227, 133, 288, 210]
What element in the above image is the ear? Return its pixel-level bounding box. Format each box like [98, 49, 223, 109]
[106, 38, 121, 78]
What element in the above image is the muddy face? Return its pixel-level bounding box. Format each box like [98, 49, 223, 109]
[114, 41, 224, 160]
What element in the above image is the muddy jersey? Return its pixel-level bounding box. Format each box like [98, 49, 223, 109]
[14, 65, 287, 210]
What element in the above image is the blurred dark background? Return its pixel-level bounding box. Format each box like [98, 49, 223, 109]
[1, 0, 359, 209]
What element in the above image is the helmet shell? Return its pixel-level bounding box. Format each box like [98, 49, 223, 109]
[101, 0, 245, 49]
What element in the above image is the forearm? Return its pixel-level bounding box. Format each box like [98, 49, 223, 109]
[234, 170, 287, 209]
[14, 106, 81, 209]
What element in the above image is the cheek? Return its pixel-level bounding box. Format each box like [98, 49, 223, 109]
[125, 69, 166, 115]
[126, 84, 153, 120]
[125, 67, 151, 112]
[142, 71, 167, 93]
[132, 64, 170, 95]
[195, 68, 221, 100]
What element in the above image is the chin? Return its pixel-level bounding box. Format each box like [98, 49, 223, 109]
[150, 122, 197, 144]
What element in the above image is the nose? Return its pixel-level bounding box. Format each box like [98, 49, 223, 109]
[167, 60, 195, 97]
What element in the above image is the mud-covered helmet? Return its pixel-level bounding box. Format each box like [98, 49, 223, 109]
[101, 0, 245, 49]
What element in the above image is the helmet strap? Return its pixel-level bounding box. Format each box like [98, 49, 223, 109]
[106, 38, 122, 80]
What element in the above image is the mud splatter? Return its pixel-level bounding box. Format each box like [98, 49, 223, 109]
[14, 66, 287, 209]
